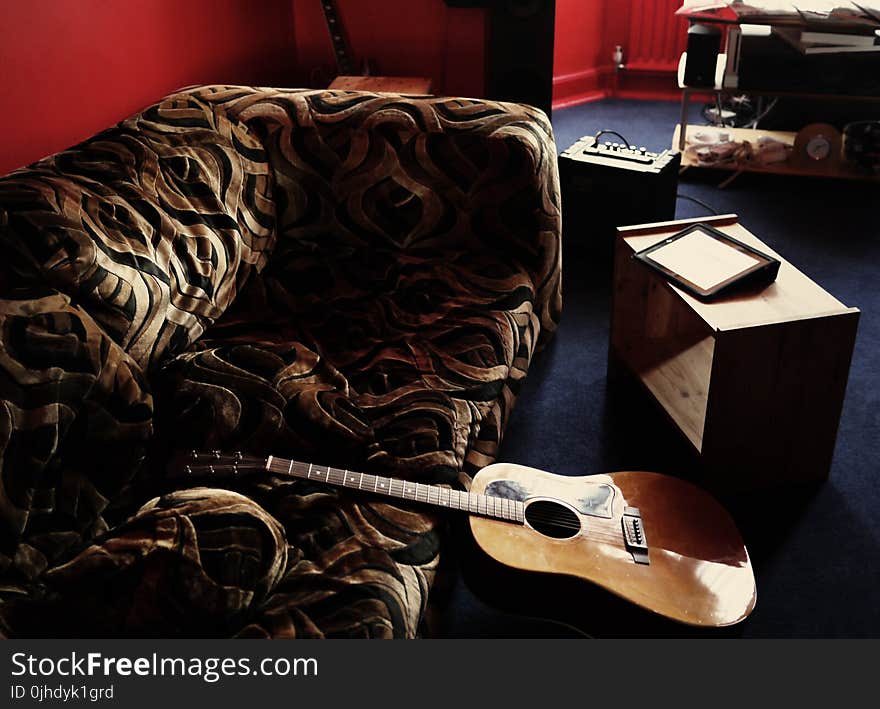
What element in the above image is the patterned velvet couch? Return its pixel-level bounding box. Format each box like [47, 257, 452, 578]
[0, 85, 561, 638]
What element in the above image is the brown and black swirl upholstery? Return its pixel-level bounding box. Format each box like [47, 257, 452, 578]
[0, 85, 561, 638]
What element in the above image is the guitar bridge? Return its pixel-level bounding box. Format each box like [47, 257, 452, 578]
[622, 506, 649, 565]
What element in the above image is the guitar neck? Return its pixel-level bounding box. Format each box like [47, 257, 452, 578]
[265, 455, 524, 524]
[319, 0, 354, 75]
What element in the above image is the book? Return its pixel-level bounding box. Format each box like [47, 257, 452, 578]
[803, 43, 880, 53]
[774, 25, 880, 53]
[801, 30, 880, 44]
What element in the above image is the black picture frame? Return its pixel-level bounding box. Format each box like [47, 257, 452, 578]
[632, 222, 781, 300]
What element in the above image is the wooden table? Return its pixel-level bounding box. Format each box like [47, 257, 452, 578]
[673, 123, 880, 184]
[609, 214, 860, 490]
[329, 76, 433, 94]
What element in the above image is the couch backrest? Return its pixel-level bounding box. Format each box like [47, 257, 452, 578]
[0, 91, 277, 371]
[178, 85, 562, 339]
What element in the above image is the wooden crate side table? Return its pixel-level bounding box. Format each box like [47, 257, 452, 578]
[609, 214, 860, 489]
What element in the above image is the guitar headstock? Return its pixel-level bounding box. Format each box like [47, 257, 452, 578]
[167, 450, 267, 480]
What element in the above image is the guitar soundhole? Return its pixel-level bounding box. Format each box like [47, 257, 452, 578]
[524, 500, 581, 539]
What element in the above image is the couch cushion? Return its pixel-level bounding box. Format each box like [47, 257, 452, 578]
[148, 338, 443, 638]
[0, 286, 153, 595]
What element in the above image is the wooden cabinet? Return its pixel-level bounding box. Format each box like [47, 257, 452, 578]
[609, 214, 859, 490]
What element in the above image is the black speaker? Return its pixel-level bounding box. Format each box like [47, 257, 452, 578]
[486, 0, 556, 116]
[559, 136, 681, 253]
[683, 23, 721, 88]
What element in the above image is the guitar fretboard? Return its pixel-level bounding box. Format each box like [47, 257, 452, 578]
[266, 456, 525, 524]
[320, 0, 354, 75]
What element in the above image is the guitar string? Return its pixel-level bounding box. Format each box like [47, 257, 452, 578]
[183, 463, 627, 540]
[185, 462, 628, 537]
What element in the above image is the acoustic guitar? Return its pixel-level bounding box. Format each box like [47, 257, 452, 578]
[175, 452, 757, 628]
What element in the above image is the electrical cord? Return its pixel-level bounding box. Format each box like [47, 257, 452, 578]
[747, 97, 779, 129]
[676, 193, 718, 216]
[594, 129, 633, 147]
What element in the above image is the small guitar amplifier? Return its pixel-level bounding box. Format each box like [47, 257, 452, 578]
[559, 135, 681, 248]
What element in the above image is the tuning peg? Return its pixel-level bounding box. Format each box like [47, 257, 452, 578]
[208, 465, 215, 474]
[234, 451, 243, 462]
[190, 450, 199, 460]
[212, 450, 221, 460]
[184, 465, 192, 475]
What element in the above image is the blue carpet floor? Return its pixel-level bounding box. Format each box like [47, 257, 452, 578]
[439, 99, 880, 638]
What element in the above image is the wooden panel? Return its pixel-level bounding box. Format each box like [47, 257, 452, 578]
[610, 231, 715, 450]
[617, 213, 739, 237]
[634, 336, 714, 451]
[702, 310, 860, 489]
[329, 75, 433, 93]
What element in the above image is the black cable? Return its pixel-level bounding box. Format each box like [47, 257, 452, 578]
[676, 193, 718, 216]
[594, 129, 632, 147]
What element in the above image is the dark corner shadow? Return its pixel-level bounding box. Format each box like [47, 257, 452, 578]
[599, 363, 704, 480]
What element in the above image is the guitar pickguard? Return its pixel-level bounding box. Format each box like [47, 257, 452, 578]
[485, 479, 615, 519]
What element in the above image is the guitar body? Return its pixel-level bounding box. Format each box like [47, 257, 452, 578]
[469, 463, 756, 627]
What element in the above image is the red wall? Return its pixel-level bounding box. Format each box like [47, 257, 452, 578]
[0, 0, 297, 175]
[292, 0, 487, 99]
[553, 0, 685, 109]
[552, 0, 610, 108]
[1, 0, 689, 174]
